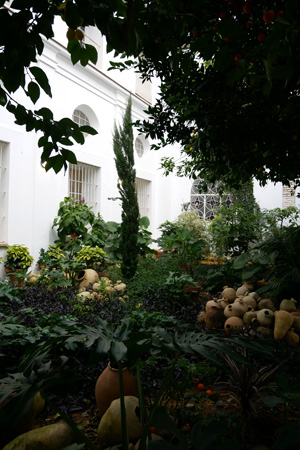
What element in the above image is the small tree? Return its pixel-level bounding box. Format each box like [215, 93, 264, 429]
[113, 97, 140, 278]
[210, 182, 262, 257]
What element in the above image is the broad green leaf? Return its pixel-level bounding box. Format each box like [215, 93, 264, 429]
[85, 43, 98, 64]
[27, 81, 40, 104]
[29, 67, 52, 97]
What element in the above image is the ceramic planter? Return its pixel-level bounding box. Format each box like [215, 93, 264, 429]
[95, 362, 138, 418]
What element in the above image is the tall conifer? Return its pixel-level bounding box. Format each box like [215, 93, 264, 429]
[113, 97, 140, 278]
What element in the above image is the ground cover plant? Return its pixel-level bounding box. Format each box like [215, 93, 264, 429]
[1, 206, 300, 449]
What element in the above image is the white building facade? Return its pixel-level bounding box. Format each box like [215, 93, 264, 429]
[0, 20, 192, 276]
[0, 17, 297, 276]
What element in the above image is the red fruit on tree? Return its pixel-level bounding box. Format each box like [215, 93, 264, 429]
[257, 33, 266, 42]
[263, 10, 275, 23]
[243, 2, 252, 14]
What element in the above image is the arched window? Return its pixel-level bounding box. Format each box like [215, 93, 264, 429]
[135, 137, 144, 158]
[190, 179, 232, 221]
[72, 105, 99, 139]
[72, 109, 90, 128]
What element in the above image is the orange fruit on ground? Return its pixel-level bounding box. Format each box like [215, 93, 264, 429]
[197, 383, 205, 391]
[206, 389, 213, 395]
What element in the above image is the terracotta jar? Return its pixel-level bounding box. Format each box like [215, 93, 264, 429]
[95, 362, 137, 418]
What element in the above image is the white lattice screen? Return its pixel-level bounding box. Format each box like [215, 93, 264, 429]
[69, 162, 99, 211]
[135, 178, 151, 218]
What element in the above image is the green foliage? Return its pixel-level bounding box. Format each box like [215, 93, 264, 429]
[52, 197, 95, 249]
[125, 254, 179, 303]
[0, 245, 34, 271]
[113, 97, 140, 279]
[75, 245, 108, 272]
[165, 271, 197, 299]
[234, 226, 300, 298]
[261, 206, 300, 238]
[1, 0, 300, 188]
[263, 372, 300, 424]
[196, 259, 242, 294]
[210, 183, 262, 257]
[158, 222, 208, 274]
[37, 244, 65, 268]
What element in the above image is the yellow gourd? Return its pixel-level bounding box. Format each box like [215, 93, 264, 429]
[97, 396, 142, 445]
[3, 422, 76, 450]
[274, 310, 293, 340]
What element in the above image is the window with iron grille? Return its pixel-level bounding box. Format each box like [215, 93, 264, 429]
[135, 178, 151, 218]
[190, 179, 232, 221]
[69, 162, 99, 212]
[0, 142, 8, 243]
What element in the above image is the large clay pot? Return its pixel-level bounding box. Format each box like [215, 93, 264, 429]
[224, 316, 244, 335]
[5, 267, 24, 286]
[95, 362, 138, 418]
[205, 306, 225, 330]
[76, 269, 99, 289]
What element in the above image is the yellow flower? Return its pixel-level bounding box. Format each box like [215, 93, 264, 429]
[136, 303, 142, 308]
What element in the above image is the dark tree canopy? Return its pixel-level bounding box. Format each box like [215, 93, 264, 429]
[0, 0, 299, 189]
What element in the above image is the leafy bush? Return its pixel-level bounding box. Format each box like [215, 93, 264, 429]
[209, 182, 262, 257]
[1, 245, 34, 271]
[158, 222, 208, 274]
[234, 226, 300, 298]
[75, 245, 108, 272]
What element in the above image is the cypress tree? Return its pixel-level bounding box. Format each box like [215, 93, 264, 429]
[113, 97, 140, 278]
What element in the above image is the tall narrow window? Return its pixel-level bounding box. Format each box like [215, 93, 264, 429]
[69, 162, 99, 211]
[0, 142, 8, 243]
[135, 178, 151, 218]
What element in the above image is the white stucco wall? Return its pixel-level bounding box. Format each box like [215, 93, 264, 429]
[0, 24, 191, 277]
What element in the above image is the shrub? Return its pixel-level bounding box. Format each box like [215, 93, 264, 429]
[75, 245, 108, 272]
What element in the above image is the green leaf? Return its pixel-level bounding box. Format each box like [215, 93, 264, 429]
[65, 1, 82, 30]
[233, 253, 249, 269]
[110, 341, 127, 364]
[35, 107, 53, 120]
[27, 81, 40, 104]
[68, 39, 82, 65]
[29, 67, 52, 97]
[85, 43, 98, 65]
[79, 125, 98, 136]
[45, 155, 64, 173]
[0, 88, 7, 106]
[263, 395, 284, 408]
[61, 149, 77, 164]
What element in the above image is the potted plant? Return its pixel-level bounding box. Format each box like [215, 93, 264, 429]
[37, 244, 65, 269]
[1, 244, 34, 284]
